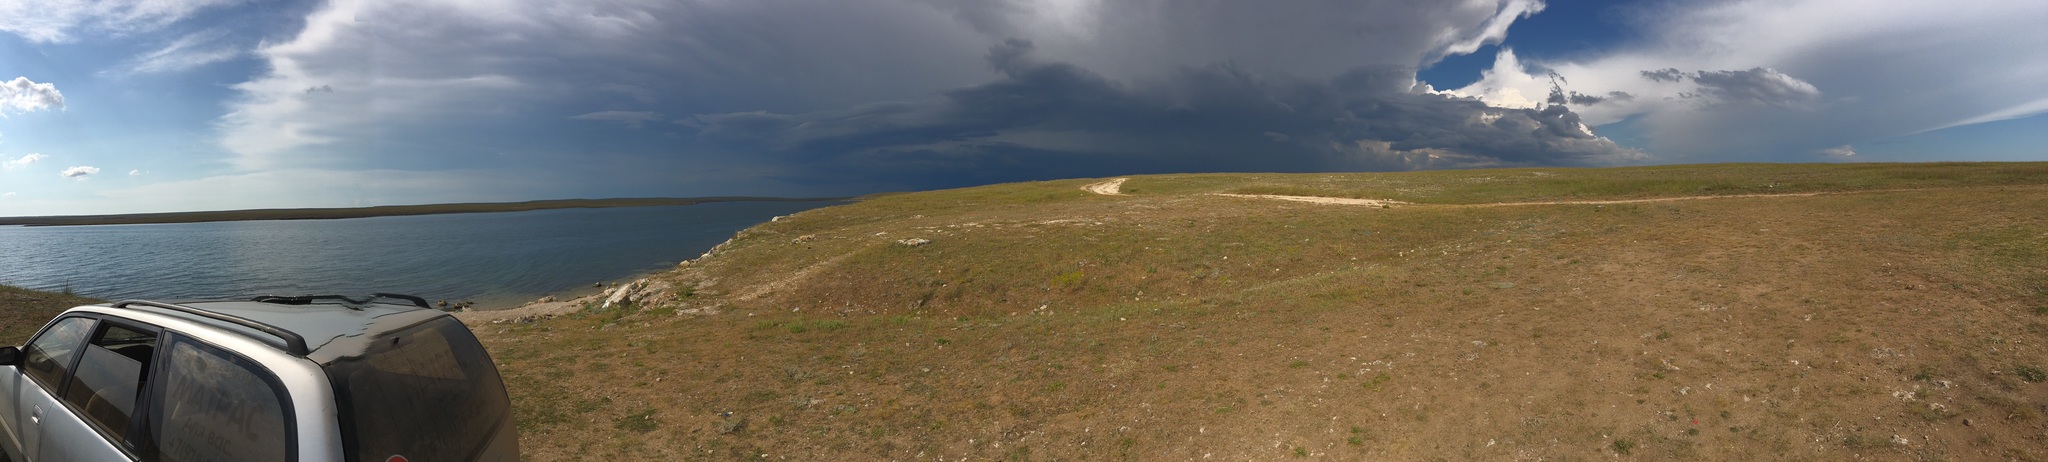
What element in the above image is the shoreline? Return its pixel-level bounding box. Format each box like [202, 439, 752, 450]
[0, 196, 848, 227]
[454, 268, 679, 324]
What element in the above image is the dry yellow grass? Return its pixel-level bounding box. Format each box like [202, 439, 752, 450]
[478, 164, 2048, 461]
[0, 285, 101, 345]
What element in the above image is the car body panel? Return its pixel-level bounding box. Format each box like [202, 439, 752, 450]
[2, 300, 511, 461]
[1, 315, 129, 462]
[73, 306, 346, 461]
[0, 373, 28, 461]
[25, 382, 127, 462]
[4, 316, 83, 462]
[1, 338, 40, 461]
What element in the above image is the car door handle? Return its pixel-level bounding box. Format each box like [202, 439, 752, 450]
[28, 405, 39, 426]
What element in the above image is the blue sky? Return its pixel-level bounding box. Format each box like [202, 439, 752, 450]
[2, 0, 2044, 216]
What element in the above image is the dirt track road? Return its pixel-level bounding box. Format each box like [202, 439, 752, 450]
[1080, 178, 1126, 195]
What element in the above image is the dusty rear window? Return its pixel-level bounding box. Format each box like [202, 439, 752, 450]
[152, 335, 292, 461]
[323, 317, 511, 462]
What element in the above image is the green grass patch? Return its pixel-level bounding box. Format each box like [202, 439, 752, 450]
[613, 408, 659, 434]
[2017, 365, 2047, 383]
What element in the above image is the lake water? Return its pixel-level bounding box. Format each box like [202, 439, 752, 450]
[0, 201, 842, 308]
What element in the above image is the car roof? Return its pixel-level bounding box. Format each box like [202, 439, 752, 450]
[96, 299, 449, 364]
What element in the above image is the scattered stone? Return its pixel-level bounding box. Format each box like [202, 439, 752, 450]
[718, 417, 749, 435]
[436, 300, 449, 308]
[793, 234, 816, 244]
[771, 215, 787, 222]
[603, 280, 643, 309]
[535, 295, 557, 304]
[1963, 418, 1973, 426]
[897, 238, 931, 247]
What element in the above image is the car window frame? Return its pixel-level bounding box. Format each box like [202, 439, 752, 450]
[53, 316, 164, 458]
[140, 330, 299, 462]
[19, 315, 98, 397]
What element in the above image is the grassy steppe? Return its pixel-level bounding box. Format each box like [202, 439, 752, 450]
[479, 162, 2048, 461]
[14, 162, 2045, 459]
[0, 285, 101, 345]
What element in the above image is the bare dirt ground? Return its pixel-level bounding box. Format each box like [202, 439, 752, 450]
[1082, 178, 1128, 195]
[1211, 193, 1411, 207]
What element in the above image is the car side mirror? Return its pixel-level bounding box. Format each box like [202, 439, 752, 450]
[0, 346, 18, 366]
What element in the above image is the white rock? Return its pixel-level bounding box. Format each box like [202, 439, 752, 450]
[602, 279, 645, 309]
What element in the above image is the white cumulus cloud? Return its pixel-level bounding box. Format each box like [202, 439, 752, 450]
[129, 169, 145, 176]
[1430, 0, 1543, 64]
[1820, 145, 1855, 158]
[3, 153, 48, 169]
[2, 77, 64, 115]
[61, 165, 101, 178]
[1443, 0, 2048, 161]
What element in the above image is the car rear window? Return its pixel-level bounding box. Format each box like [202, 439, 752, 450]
[323, 317, 511, 462]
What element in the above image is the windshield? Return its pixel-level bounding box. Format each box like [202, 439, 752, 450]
[322, 317, 511, 462]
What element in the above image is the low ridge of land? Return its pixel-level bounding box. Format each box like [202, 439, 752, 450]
[475, 162, 2048, 461]
[0, 196, 843, 227]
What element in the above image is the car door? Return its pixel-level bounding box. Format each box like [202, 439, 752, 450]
[2, 316, 94, 462]
[38, 319, 161, 462]
[0, 316, 77, 461]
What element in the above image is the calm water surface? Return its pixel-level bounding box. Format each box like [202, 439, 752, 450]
[0, 201, 840, 307]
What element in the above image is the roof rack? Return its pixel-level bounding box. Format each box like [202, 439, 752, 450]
[250, 293, 434, 310]
[112, 300, 311, 356]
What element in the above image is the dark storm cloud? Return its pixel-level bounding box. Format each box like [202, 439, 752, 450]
[916, 0, 1541, 78]
[1634, 67, 1820, 107]
[1688, 68, 1820, 106]
[221, 0, 1641, 197]
[1639, 68, 1686, 83]
[682, 40, 1638, 188]
[1565, 91, 1634, 106]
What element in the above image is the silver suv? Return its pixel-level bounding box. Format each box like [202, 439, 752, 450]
[0, 295, 518, 462]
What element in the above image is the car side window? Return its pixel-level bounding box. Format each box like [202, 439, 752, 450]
[20, 317, 95, 392]
[150, 335, 292, 462]
[61, 321, 158, 447]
